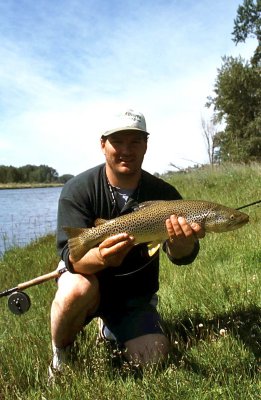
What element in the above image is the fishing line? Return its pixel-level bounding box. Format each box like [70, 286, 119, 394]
[236, 199, 261, 210]
[114, 252, 159, 277]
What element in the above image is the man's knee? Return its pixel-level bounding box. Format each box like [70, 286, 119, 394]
[124, 333, 170, 366]
[54, 271, 100, 312]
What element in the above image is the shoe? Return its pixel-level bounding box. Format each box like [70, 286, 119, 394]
[97, 318, 117, 342]
[53, 344, 73, 371]
[48, 343, 73, 383]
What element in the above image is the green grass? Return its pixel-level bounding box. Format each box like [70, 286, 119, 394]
[0, 163, 260, 399]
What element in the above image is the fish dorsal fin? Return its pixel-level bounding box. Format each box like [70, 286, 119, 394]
[138, 201, 157, 210]
[147, 241, 161, 257]
[94, 218, 107, 226]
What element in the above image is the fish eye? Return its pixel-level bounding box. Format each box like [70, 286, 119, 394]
[230, 214, 235, 220]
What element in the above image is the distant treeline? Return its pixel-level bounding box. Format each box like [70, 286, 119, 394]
[0, 164, 74, 184]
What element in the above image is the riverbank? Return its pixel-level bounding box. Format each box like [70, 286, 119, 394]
[0, 182, 64, 190]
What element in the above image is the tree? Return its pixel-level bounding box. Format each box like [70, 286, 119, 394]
[206, 56, 261, 162]
[58, 174, 74, 184]
[206, 1, 261, 163]
[201, 116, 220, 164]
[232, 0, 261, 65]
[0, 164, 60, 183]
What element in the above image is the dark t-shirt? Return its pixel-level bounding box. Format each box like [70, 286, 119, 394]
[56, 164, 199, 301]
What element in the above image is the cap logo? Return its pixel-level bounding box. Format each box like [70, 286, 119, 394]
[125, 111, 142, 122]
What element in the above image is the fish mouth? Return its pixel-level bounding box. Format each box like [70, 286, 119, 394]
[205, 210, 249, 232]
[227, 214, 249, 231]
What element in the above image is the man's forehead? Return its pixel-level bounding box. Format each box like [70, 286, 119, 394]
[107, 130, 146, 139]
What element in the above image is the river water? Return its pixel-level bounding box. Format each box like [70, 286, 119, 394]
[0, 187, 62, 256]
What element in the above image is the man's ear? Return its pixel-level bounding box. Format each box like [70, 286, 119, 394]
[100, 137, 106, 153]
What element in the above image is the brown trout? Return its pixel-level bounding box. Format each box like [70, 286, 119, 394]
[64, 200, 249, 261]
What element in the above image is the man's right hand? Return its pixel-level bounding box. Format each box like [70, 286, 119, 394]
[97, 233, 135, 267]
[69, 233, 135, 275]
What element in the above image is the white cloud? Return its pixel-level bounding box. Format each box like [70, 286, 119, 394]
[0, 0, 258, 176]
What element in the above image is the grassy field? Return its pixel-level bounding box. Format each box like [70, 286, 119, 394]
[0, 163, 260, 399]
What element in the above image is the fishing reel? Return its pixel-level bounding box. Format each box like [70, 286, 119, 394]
[7, 291, 31, 315]
[0, 266, 67, 315]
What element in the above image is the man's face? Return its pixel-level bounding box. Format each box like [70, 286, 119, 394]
[101, 131, 147, 176]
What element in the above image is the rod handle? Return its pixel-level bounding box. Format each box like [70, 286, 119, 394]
[17, 270, 60, 291]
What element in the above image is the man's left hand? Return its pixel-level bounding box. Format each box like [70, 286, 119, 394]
[165, 215, 205, 259]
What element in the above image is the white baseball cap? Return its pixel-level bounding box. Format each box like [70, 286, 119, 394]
[102, 109, 149, 137]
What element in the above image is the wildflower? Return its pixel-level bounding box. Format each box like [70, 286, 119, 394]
[219, 328, 227, 337]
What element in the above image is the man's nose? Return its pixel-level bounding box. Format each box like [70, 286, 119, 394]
[121, 144, 132, 154]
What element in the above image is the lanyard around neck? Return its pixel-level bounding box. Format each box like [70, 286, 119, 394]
[106, 177, 141, 214]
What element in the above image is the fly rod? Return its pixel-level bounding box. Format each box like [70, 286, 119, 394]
[0, 267, 67, 298]
[0, 266, 67, 314]
[236, 199, 261, 210]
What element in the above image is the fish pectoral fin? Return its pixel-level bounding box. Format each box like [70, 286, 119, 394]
[94, 218, 107, 226]
[147, 242, 161, 257]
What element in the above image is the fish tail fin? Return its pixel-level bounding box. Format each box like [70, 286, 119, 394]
[63, 226, 98, 262]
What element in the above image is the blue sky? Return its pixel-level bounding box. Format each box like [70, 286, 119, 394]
[0, 0, 257, 176]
